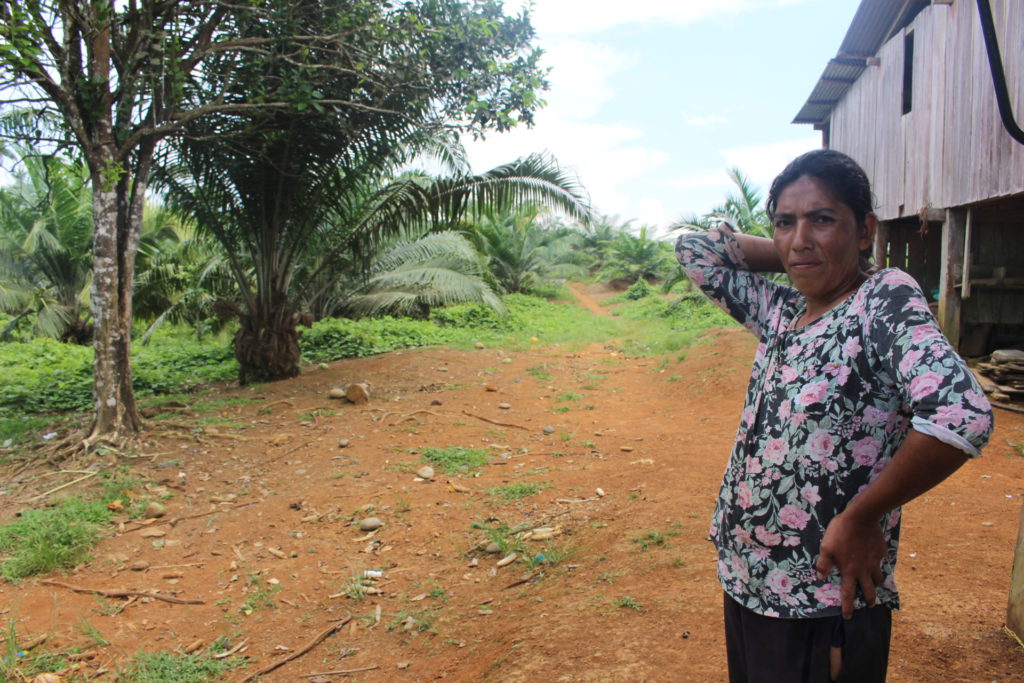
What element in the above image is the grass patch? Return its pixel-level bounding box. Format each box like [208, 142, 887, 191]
[421, 446, 489, 475]
[0, 472, 145, 581]
[487, 482, 551, 502]
[615, 595, 643, 611]
[120, 648, 245, 682]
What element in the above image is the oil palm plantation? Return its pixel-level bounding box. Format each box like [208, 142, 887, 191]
[0, 155, 93, 342]
[671, 168, 771, 237]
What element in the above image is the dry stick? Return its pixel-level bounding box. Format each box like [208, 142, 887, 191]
[460, 410, 529, 431]
[993, 402, 1024, 415]
[238, 617, 352, 683]
[389, 409, 442, 425]
[301, 665, 379, 678]
[27, 471, 99, 501]
[39, 580, 205, 605]
[120, 500, 260, 534]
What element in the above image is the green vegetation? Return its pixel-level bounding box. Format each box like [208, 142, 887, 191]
[421, 446, 490, 475]
[487, 482, 552, 502]
[120, 649, 245, 682]
[0, 473, 145, 580]
[615, 595, 644, 611]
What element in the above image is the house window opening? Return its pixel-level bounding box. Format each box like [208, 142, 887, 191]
[902, 31, 914, 115]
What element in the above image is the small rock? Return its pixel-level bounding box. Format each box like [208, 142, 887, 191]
[485, 541, 501, 554]
[431, 398, 443, 406]
[346, 382, 371, 405]
[595, 487, 606, 497]
[184, 639, 204, 654]
[417, 466, 435, 480]
[139, 528, 166, 538]
[485, 385, 498, 392]
[501, 358, 512, 364]
[498, 402, 511, 410]
[270, 433, 293, 446]
[317, 362, 329, 370]
[130, 560, 150, 571]
[620, 446, 634, 452]
[145, 501, 167, 518]
[106, 552, 130, 564]
[338, 439, 351, 448]
[397, 662, 411, 670]
[328, 387, 347, 399]
[359, 517, 384, 531]
[474, 342, 485, 349]
[402, 616, 417, 632]
[542, 425, 555, 435]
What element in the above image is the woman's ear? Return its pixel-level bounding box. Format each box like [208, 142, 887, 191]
[859, 212, 878, 251]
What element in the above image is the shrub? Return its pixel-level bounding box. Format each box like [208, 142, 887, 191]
[430, 302, 520, 331]
[300, 316, 453, 363]
[623, 278, 652, 300]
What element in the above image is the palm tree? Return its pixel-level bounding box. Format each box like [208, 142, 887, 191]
[335, 231, 504, 318]
[596, 225, 676, 283]
[132, 204, 239, 342]
[671, 168, 771, 237]
[0, 154, 93, 342]
[159, 121, 590, 383]
[467, 205, 583, 294]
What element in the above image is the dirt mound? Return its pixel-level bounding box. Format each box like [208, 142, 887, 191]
[1, 326, 1023, 681]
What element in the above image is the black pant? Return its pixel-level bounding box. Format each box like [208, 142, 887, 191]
[723, 593, 892, 683]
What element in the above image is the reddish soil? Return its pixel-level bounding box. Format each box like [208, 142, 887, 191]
[2, 284, 1024, 682]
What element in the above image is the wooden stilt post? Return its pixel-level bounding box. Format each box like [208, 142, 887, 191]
[1009, 506, 1024, 640]
[937, 208, 965, 350]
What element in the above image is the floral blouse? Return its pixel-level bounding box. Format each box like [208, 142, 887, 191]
[675, 226, 993, 619]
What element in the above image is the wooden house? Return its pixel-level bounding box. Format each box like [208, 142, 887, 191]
[794, 0, 1024, 358]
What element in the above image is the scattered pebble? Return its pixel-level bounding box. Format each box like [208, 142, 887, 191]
[417, 466, 435, 480]
[359, 517, 384, 531]
[542, 425, 555, 435]
[397, 662, 411, 670]
[145, 501, 167, 518]
[431, 398, 443, 406]
[328, 387, 346, 399]
[596, 487, 606, 497]
[474, 342, 485, 349]
[346, 382, 371, 405]
[338, 439, 350, 449]
[620, 446, 634, 452]
[485, 542, 501, 554]
[498, 402, 512, 410]
[317, 362, 329, 370]
[130, 560, 150, 571]
[140, 528, 166, 538]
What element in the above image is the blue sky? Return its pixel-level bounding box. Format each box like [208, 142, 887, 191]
[463, 0, 860, 233]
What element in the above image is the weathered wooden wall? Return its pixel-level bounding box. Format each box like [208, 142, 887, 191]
[829, 0, 1024, 219]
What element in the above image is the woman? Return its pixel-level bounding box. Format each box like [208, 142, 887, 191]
[675, 150, 993, 682]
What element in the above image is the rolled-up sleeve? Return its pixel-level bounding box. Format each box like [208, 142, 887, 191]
[675, 226, 786, 340]
[867, 270, 993, 456]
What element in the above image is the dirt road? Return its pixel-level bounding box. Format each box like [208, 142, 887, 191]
[2, 290, 1023, 681]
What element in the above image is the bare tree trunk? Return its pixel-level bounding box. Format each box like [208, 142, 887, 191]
[85, 145, 150, 442]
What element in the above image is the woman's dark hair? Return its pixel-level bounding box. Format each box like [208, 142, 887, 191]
[766, 149, 875, 226]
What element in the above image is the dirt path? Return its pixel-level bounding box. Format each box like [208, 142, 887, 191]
[565, 282, 610, 316]
[1, 312, 1023, 681]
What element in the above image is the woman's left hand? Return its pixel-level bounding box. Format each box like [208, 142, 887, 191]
[815, 510, 886, 619]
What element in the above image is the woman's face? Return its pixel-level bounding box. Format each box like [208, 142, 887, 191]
[772, 174, 876, 308]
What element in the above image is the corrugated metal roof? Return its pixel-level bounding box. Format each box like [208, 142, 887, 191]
[793, 0, 931, 126]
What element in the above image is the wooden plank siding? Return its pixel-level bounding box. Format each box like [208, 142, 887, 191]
[828, 0, 1024, 220]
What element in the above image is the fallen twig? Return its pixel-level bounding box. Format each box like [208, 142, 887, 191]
[120, 500, 260, 534]
[503, 570, 544, 590]
[39, 580, 204, 605]
[389, 409, 441, 425]
[213, 638, 248, 659]
[461, 410, 529, 430]
[238, 617, 351, 683]
[301, 665, 379, 678]
[27, 471, 99, 501]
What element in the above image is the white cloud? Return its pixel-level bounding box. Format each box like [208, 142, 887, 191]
[682, 111, 729, 127]
[523, 0, 812, 36]
[720, 135, 822, 186]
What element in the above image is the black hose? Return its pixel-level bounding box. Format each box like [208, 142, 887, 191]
[977, 0, 1024, 145]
